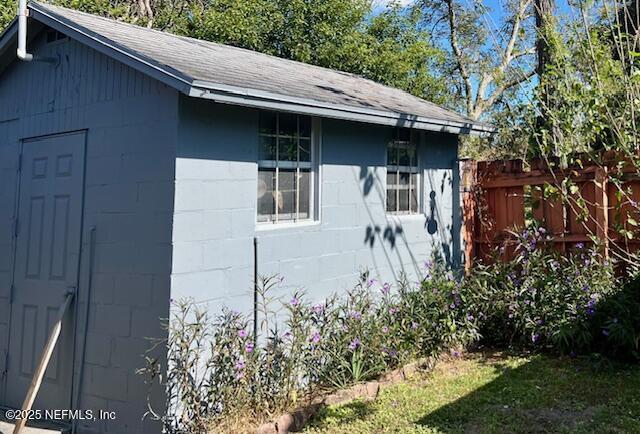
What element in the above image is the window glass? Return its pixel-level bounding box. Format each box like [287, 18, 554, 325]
[257, 112, 314, 223]
[387, 129, 419, 214]
[259, 135, 277, 161]
[258, 169, 276, 222]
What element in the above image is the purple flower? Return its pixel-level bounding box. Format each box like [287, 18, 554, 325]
[310, 331, 321, 344]
[348, 338, 361, 350]
[382, 326, 389, 334]
[467, 314, 474, 321]
[381, 282, 391, 295]
[531, 333, 540, 343]
[290, 297, 300, 306]
[366, 278, 377, 288]
[576, 243, 584, 250]
[586, 308, 595, 317]
[411, 322, 419, 330]
[245, 342, 254, 353]
[312, 303, 324, 315]
[451, 349, 461, 358]
[389, 306, 399, 315]
[238, 329, 247, 338]
[235, 359, 245, 370]
[538, 227, 547, 234]
[602, 329, 610, 337]
[349, 311, 362, 321]
[450, 302, 456, 309]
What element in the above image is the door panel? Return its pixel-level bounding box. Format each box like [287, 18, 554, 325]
[5, 131, 85, 410]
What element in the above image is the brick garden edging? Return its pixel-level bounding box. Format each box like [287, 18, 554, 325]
[255, 357, 435, 434]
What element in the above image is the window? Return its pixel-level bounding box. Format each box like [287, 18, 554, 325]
[257, 112, 315, 223]
[386, 129, 420, 214]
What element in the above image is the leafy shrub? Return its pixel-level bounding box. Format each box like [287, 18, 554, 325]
[140, 263, 479, 432]
[465, 227, 640, 360]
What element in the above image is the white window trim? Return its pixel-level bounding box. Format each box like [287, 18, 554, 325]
[256, 115, 321, 227]
[386, 131, 422, 216]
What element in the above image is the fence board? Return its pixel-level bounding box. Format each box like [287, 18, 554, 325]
[461, 158, 640, 268]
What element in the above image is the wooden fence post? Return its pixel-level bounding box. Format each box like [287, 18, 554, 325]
[461, 160, 477, 272]
[594, 167, 609, 258]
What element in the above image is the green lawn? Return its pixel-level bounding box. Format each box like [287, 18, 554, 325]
[304, 352, 640, 433]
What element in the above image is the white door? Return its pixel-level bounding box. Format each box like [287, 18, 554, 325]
[5, 131, 85, 410]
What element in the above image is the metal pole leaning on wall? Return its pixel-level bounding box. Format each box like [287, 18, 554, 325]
[253, 236, 259, 346]
[13, 289, 76, 434]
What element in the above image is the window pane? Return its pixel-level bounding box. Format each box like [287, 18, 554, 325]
[259, 135, 277, 161]
[258, 169, 276, 222]
[399, 147, 411, 167]
[278, 169, 296, 220]
[386, 172, 397, 212]
[399, 173, 410, 212]
[410, 173, 419, 212]
[279, 137, 297, 161]
[299, 138, 311, 162]
[387, 146, 397, 166]
[299, 169, 311, 219]
[259, 111, 277, 135]
[299, 116, 312, 138]
[279, 113, 297, 137]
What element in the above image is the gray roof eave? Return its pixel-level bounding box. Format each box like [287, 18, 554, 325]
[190, 81, 495, 136]
[24, 2, 495, 136]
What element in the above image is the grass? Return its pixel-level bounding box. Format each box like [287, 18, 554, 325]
[304, 351, 640, 433]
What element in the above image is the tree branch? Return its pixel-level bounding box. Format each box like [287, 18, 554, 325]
[445, 0, 474, 115]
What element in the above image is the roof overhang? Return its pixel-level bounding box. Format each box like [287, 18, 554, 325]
[0, 2, 496, 136]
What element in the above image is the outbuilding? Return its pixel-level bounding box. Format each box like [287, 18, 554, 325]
[0, 3, 490, 432]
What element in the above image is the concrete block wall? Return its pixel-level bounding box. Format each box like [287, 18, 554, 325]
[0, 32, 177, 433]
[172, 98, 461, 317]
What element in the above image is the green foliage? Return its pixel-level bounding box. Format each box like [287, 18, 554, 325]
[465, 226, 640, 360]
[307, 354, 640, 433]
[0, 0, 13, 30]
[140, 265, 479, 432]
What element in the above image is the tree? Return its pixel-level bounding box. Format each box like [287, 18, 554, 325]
[417, 0, 537, 120]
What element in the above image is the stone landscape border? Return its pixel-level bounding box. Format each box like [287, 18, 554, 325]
[256, 357, 436, 434]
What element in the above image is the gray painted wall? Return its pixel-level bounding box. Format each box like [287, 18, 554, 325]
[0, 31, 177, 433]
[172, 97, 461, 315]
[0, 27, 461, 433]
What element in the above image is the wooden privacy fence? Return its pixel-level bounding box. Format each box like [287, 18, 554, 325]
[460, 156, 640, 269]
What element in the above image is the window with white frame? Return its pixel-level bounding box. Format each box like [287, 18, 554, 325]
[257, 111, 314, 223]
[386, 129, 420, 214]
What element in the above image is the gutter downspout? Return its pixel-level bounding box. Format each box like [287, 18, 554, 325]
[17, 0, 33, 61]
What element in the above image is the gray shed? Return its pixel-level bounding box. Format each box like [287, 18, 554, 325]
[0, 3, 489, 432]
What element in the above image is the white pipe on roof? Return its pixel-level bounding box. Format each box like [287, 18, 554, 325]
[17, 0, 33, 61]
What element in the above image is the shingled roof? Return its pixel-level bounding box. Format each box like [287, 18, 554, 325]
[1, 2, 493, 134]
